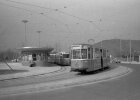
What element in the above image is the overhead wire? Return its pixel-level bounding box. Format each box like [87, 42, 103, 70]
[0, 2, 35, 14]
[0, 2, 57, 23]
[1, 0, 105, 49]
[1, 0, 104, 36]
[54, 9, 96, 23]
[3, 0, 102, 31]
[4, 0, 53, 11]
[0, 1, 68, 31]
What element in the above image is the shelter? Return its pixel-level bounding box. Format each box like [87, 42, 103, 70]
[18, 47, 53, 66]
[133, 51, 140, 62]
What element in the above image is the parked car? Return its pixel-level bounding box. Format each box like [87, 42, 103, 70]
[112, 58, 121, 63]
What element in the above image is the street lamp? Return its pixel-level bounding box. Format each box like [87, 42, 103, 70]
[37, 31, 41, 47]
[120, 39, 122, 58]
[129, 39, 132, 62]
[22, 20, 28, 46]
[101, 40, 103, 48]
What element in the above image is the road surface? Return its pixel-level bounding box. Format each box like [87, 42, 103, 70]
[0, 63, 139, 100]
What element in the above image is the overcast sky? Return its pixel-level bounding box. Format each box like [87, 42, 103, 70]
[0, 0, 140, 51]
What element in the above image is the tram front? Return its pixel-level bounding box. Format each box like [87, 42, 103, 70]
[71, 44, 93, 72]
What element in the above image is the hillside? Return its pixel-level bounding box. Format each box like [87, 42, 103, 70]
[94, 39, 140, 57]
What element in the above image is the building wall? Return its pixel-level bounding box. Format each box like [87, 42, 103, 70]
[21, 52, 49, 66]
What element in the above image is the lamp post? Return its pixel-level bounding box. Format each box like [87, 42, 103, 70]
[130, 39, 132, 62]
[101, 40, 103, 48]
[37, 31, 41, 47]
[22, 20, 28, 46]
[120, 39, 122, 58]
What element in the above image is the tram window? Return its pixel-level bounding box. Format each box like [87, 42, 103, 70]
[95, 48, 99, 52]
[94, 48, 101, 58]
[91, 48, 93, 59]
[81, 49, 87, 59]
[63, 54, 69, 58]
[72, 49, 81, 59]
[94, 53, 100, 58]
[88, 48, 91, 59]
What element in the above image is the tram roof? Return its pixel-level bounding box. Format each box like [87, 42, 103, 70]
[71, 44, 108, 50]
[72, 43, 94, 47]
[72, 43, 92, 45]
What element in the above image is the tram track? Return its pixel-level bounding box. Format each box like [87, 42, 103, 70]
[0, 64, 68, 81]
[0, 66, 112, 89]
[0, 66, 77, 88]
[0, 65, 131, 97]
[22, 66, 68, 78]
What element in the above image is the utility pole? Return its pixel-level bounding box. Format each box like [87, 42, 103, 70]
[101, 40, 103, 48]
[130, 39, 132, 62]
[120, 39, 122, 59]
[22, 20, 28, 46]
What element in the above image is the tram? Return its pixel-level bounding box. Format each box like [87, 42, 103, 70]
[48, 53, 56, 63]
[49, 52, 70, 66]
[55, 52, 70, 66]
[71, 44, 110, 72]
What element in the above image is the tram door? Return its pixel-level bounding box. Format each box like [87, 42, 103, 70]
[100, 49, 103, 69]
[84, 46, 94, 72]
[93, 48, 102, 70]
[88, 47, 93, 67]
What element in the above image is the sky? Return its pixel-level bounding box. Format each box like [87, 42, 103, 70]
[0, 0, 140, 51]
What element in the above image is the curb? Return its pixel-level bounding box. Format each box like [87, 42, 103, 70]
[0, 66, 132, 97]
[121, 61, 140, 64]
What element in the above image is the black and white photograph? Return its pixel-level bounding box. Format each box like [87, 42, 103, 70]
[0, 0, 140, 100]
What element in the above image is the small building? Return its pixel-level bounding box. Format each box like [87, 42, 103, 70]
[134, 55, 140, 62]
[133, 51, 140, 62]
[18, 47, 53, 66]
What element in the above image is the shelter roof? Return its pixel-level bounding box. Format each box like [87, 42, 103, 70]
[18, 47, 53, 52]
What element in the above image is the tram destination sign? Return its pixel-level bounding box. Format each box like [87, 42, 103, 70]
[72, 45, 82, 49]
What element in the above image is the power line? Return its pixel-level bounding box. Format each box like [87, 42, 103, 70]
[55, 9, 96, 23]
[0, 2, 66, 28]
[1, 1, 77, 26]
[89, 21, 103, 32]
[4, 0, 100, 27]
[0, 2, 35, 13]
[0, 2, 76, 37]
[4, 0, 53, 11]
[1, 0, 103, 34]
[0, 2, 48, 18]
